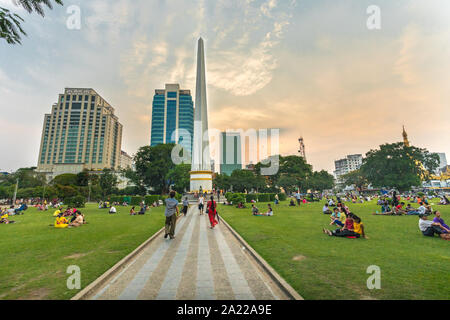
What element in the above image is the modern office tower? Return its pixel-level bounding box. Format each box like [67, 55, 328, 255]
[150, 84, 194, 154]
[334, 154, 363, 181]
[37, 88, 123, 179]
[298, 137, 306, 161]
[220, 131, 242, 176]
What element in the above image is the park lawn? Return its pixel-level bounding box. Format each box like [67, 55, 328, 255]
[219, 200, 450, 300]
[0, 204, 165, 300]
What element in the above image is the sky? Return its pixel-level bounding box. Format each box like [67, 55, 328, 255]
[0, 0, 449, 173]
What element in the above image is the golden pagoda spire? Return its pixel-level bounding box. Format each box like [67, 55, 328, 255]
[402, 125, 410, 147]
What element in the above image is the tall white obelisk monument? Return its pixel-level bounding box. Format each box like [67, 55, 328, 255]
[190, 38, 213, 192]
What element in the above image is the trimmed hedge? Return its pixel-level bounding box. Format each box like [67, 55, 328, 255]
[130, 196, 143, 206]
[145, 195, 160, 205]
[278, 193, 287, 201]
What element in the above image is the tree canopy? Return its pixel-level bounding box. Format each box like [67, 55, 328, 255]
[1, 0, 63, 44]
[360, 142, 439, 191]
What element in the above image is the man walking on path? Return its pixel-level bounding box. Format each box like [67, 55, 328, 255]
[164, 191, 179, 240]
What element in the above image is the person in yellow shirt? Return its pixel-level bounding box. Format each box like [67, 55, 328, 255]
[53, 207, 62, 217]
[352, 215, 367, 239]
[1, 213, 15, 224]
[54, 214, 69, 229]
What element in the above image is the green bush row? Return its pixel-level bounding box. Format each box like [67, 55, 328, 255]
[225, 193, 287, 203]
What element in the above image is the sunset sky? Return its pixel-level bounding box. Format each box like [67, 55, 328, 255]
[0, 0, 449, 173]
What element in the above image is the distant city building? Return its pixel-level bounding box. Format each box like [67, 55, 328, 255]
[435, 153, 448, 172]
[334, 154, 363, 181]
[119, 151, 133, 170]
[150, 84, 194, 155]
[298, 137, 306, 161]
[220, 131, 242, 176]
[37, 88, 123, 179]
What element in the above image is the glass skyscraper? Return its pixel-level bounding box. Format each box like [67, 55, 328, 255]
[150, 84, 194, 154]
[37, 88, 123, 178]
[220, 131, 242, 176]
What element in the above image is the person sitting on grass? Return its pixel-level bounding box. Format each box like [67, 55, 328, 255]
[289, 198, 296, 207]
[330, 208, 346, 227]
[322, 203, 332, 215]
[53, 206, 63, 217]
[323, 213, 365, 239]
[418, 213, 450, 240]
[69, 211, 85, 228]
[433, 211, 449, 234]
[138, 206, 146, 215]
[392, 202, 407, 215]
[236, 202, 246, 209]
[109, 206, 117, 214]
[130, 206, 136, 215]
[252, 204, 260, 216]
[265, 204, 274, 216]
[1, 212, 15, 224]
[54, 213, 69, 229]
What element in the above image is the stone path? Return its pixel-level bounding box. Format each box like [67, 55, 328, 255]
[87, 206, 290, 300]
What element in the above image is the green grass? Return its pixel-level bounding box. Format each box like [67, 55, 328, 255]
[0, 204, 165, 300]
[219, 199, 450, 300]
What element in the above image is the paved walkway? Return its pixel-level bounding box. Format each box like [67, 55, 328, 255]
[87, 206, 290, 300]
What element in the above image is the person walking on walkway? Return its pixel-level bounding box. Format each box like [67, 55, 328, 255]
[198, 195, 205, 215]
[207, 196, 218, 229]
[164, 191, 179, 240]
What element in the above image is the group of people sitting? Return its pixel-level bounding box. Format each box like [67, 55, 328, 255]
[251, 204, 274, 216]
[1, 203, 28, 216]
[439, 196, 450, 205]
[54, 209, 86, 229]
[373, 200, 432, 216]
[323, 210, 367, 239]
[418, 211, 450, 240]
[129, 205, 149, 215]
[0, 207, 16, 224]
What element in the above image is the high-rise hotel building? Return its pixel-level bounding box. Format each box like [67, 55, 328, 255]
[150, 84, 194, 154]
[37, 88, 123, 177]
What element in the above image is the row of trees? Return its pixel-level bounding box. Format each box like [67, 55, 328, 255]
[214, 156, 335, 193]
[0, 168, 121, 201]
[341, 142, 440, 192]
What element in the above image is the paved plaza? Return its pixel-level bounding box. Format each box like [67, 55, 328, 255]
[86, 206, 291, 300]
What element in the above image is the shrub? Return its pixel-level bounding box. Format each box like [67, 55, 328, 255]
[278, 193, 287, 201]
[245, 194, 257, 202]
[130, 196, 143, 206]
[145, 195, 160, 205]
[66, 195, 86, 208]
[258, 194, 271, 202]
[231, 193, 246, 204]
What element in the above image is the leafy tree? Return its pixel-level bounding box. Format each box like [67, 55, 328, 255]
[76, 170, 90, 187]
[0, 167, 46, 188]
[99, 169, 118, 197]
[229, 170, 259, 193]
[308, 170, 335, 192]
[52, 174, 77, 186]
[360, 142, 440, 191]
[1, 0, 63, 44]
[166, 164, 191, 194]
[341, 169, 368, 191]
[133, 144, 177, 195]
[214, 173, 231, 192]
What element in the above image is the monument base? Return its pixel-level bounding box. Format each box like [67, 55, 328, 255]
[190, 171, 213, 193]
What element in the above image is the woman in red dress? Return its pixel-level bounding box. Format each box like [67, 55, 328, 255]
[207, 196, 218, 229]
